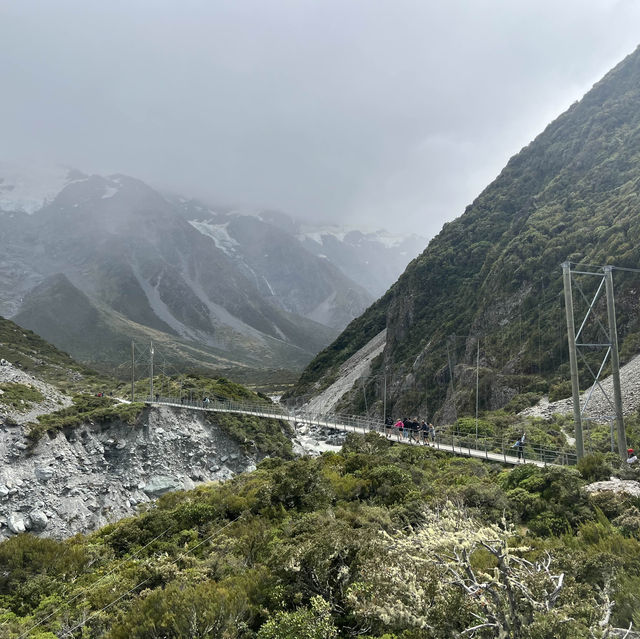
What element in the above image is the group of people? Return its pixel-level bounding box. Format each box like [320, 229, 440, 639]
[385, 417, 436, 444]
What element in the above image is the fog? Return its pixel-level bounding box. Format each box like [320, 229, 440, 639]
[1, 0, 639, 235]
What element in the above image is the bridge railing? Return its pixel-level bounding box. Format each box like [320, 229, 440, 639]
[144, 396, 576, 466]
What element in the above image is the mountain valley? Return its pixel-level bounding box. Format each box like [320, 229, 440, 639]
[0, 164, 424, 377]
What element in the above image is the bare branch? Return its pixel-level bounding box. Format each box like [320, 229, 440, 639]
[461, 622, 499, 635]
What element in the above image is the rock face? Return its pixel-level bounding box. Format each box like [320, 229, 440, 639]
[0, 405, 261, 540]
[585, 478, 640, 498]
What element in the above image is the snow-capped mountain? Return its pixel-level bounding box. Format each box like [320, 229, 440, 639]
[258, 211, 427, 299]
[182, 211, 374, 329]
[0, 162, 87, 214]
[0, 163, 424, 373]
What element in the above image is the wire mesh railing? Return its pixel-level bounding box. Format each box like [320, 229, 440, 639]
[144, 396, 577, 466]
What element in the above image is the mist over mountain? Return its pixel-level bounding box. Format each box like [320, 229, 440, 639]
[0, 165, 424, 374]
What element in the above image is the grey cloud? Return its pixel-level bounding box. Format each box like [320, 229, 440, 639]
[1, 0, 639, 236]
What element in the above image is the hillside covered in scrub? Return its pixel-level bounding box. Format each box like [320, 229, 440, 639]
[288, 46, 640, 423]
[0, 316, 298, 540]
[0, 315, 112, 395]
[2, 433, 640, 638]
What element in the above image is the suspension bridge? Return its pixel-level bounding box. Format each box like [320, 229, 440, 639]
[143, 395, 577, 467]
[122, 260, 640, 469]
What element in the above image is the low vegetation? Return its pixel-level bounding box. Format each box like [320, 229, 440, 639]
[0, 382, 44, 410]
[27, 395, 145, 443]
[2, 433, 640, 637]
[129, 373, 273, 404]
[206, 412, 294, 459]
[0, 317, 118, 395]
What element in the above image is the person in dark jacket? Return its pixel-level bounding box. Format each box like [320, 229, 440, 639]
[420, 420, 429, 445]
[513, 433, 526, 461]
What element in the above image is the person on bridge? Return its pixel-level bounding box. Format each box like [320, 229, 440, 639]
[408, 417, 420, 444]
[384, 416, 394, 438]
[394, 419, 404, 441]
[420, 420, 429, 445]
[513, 433, 526, 461]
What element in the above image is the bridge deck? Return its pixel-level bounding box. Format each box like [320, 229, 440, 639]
[146, 399, 555, 467]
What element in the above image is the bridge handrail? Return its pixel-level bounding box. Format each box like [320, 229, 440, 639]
[143, 396, 576, 466]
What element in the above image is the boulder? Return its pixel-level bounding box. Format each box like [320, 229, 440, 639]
[30, 510, 48, 531]
[143, 475, 180, 496]
[8, 513, 26, 534]
[35, 466, 54, 482]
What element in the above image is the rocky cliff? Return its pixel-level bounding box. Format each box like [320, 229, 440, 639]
[0, 352, 345, 541]
[0, 353, 271, 540]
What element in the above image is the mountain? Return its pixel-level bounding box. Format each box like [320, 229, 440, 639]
[0, 171, 388, 374]
[289, 46, 640, 422]
[176, 205, 375, 329]
[259, 209, 427, 299]
[0, 166, 425, 377]
[0, 161, 87, 214]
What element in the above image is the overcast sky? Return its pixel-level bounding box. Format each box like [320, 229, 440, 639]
[1, 1, 639, 236]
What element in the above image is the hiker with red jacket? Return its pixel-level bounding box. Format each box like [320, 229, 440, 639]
[394, 418, 404, 441]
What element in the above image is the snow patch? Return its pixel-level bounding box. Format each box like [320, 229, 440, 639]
[262, 276, 275, 296]
[101, 185, 119, 199]
[189, 220, 239, 256]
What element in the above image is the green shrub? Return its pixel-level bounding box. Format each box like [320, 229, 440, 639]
[528, 512, 570, 536]
[613, 506, 640, 538]
[459, 481, 512, 521]
[0, 382, 44, 410]
[27, 395, 144, 443]
[549, 381, 572, 402]
[257, 596, 337, 639]
[577, 452, 616, 482]
[207, 413, 294, 459]
[504, 392, 543, 414]
[109, 575, 260, 639]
